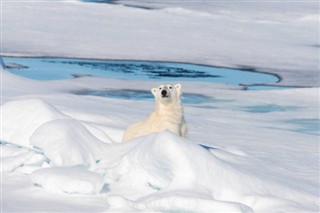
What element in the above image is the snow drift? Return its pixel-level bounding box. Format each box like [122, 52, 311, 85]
[1, 97, 318, 212]
[30, 119, 109, 167]
[101, 131, 317, 212]
[1, 99, 68, 147]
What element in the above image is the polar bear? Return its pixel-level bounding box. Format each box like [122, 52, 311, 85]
[122, 83, 188, 142]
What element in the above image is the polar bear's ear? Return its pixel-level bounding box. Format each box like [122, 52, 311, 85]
[175, 83, 182, 96]
[175, 83, 181, 90]
[175, 83, 182, 91]
[151, 88, 158, 97]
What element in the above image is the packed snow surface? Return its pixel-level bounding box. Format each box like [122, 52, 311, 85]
[1, 0, 319, 212]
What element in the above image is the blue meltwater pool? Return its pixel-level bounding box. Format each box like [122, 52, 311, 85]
[3, 57, 280, 89]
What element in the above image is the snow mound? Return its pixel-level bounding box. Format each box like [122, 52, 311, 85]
[1, 99, 67, 147]
[31, 167, 105, 194]
[30, 119, 109, 167]
[1, 98, 113, 168]
[1, 144, 46, 173]
[102, 131, 255, 211]
[101, 131, 316, 212]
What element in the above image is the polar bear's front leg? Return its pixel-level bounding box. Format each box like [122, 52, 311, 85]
[180, 121, 188, 138]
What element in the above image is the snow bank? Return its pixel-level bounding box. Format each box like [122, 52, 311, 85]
[31, 167, 105, 195]
[2, 96, 315, 211]
[100, 131, 317, 212]
[1, 95, 318, 211]
[1, 99, 68, 147]
[101, 131, 252, 212]
[31, 119, 109, 167]
[1, 98, 114, 167]
[1, 144, 46, 173]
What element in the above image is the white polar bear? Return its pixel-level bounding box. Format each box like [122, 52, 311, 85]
[122, 83, 188, 142]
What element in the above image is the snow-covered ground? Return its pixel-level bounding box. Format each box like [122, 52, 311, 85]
[2, 0, 319, 86]
[1, 0, 319, 212]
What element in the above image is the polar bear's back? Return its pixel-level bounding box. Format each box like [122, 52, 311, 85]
[122, 112, 156, 142]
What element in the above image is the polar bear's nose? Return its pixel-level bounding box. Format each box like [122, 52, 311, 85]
[161, 90, 167, 97]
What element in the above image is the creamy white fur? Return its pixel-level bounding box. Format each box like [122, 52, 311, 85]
[122, 83, 188, 142]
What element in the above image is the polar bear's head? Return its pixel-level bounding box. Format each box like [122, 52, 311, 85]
[151, 83, 182, 104]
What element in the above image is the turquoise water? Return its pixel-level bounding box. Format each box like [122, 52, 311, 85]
[3, 57, 279, 87]
[243, 104, 300, 113]
[77, 89, 215, 104]
[246, 85, 292, 90]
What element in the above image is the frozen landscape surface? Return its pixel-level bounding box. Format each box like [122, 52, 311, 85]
[1, 0, 319, 212]
[2, 0, 319, 86]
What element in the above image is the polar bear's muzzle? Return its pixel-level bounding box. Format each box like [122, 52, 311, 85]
[161, 89, 169, 98]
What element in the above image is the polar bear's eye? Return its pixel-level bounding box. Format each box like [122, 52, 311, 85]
[159, 87, 162, 90]
[169, 86, 173, 90]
